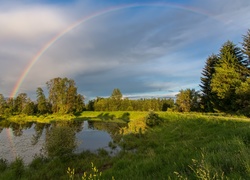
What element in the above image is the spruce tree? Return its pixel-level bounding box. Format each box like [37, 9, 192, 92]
[234, 29, 250, 116]
[200, 54, 218, 112]
[242, 29, 250, 64]
[211, 41, 246, 112]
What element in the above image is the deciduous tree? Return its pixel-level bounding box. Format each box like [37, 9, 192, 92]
[46, 77, 81, 114]
[176, 89, 200, 112]
[36, 87, 50, 114]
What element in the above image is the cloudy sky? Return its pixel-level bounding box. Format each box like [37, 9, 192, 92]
[1, 0, 250, 100]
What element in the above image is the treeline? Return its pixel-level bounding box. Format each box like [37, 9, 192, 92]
[88, 88, 174, 111]
[0, 81, 174, 117]
[0, 77, 85, 116]
[175, 29, 250, 116]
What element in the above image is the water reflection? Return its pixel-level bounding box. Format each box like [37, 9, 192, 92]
[0, 120, 126, 164]
[45, 125, 76, 157]
[31, 123, 50, 145]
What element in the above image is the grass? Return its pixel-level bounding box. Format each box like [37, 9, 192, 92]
[5, 111, 149, 123]
[1, 112, 250, 179]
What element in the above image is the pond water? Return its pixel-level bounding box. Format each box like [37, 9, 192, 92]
[0, 120, 126, 164]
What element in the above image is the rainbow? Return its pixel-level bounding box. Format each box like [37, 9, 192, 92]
[6, 128, 18, 160]
[6, 2, 222, 161]
[10, 2, 220, 98]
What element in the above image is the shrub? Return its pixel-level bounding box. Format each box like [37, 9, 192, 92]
[0, 158, 7, 172]
[145, 111, 163, 127]
[10, 157, 24, 178]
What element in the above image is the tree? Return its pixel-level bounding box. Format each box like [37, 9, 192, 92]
[242, 29, 250, 64]
[87, 100, 95, 111]
[5, 98, 14, 116]
[200, 54, 219, 112]
[211, 41, 247, 112]
[36, 87, 50, 114]
[75, 94, 85, 113]
[46, 77, 81, 114]
[111, 88, 122, 100]
[22, 98, 35, 115]
[110, 88, 123, 111]
[235, 78, 250, 116]
[0, 94, 6, 115]
[176, 89, 200, 112]
[14, 93, 28, 114]
[161, 98, 174, 111]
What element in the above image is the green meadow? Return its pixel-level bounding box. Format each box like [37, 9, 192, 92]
[1, 112, 250, 179]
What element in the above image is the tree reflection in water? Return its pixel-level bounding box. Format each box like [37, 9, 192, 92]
[45, 125, 77, 157]
[0, 119, 128, 162]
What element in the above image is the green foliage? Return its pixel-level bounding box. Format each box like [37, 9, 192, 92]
[111, 88, 122, 100]
[29, 156, 48, 170]
[242, 29, 250, 62]
[176, 89, 200, 112]
[235, 78, 250, 116]
[0, 94, 7, 116]
[145, 111, 162, 127]
[188, 154, 224, 180]
[0, 158, 7, 172]
[5, 98, 14, 116]
[22, 98, 36, 115]
[45, 126, 76, 157]
[210, 41, 248, 112]
[200, 54, 219, 112]
[36, 87, 50, 114]
[14, 93, 28, 114]
[67, 162, 103, 180]
[91, 95, 174, 112]
[9, 157, 25, 178]
[47, 77, 84, 114]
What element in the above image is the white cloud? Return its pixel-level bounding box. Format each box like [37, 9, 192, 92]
[0, 5, 68, 40]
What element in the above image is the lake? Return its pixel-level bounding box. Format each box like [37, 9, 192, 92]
[0, 120, 126, 164]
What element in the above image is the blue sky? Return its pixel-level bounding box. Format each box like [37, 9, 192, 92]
[0, 0, 250, 100]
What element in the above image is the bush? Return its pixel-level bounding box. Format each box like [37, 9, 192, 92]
[0, 158, 7, 172]
[145, 111, 163, 127]
[10, 157, 24, 178]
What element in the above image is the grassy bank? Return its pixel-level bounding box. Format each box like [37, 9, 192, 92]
[1, 112, 250, 179]
[5, 111, 149, 123]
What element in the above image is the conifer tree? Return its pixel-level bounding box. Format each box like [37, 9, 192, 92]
[242, 29, 250, 64]
[200, 54, 218, 112]
[211, 41, 246, 112]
